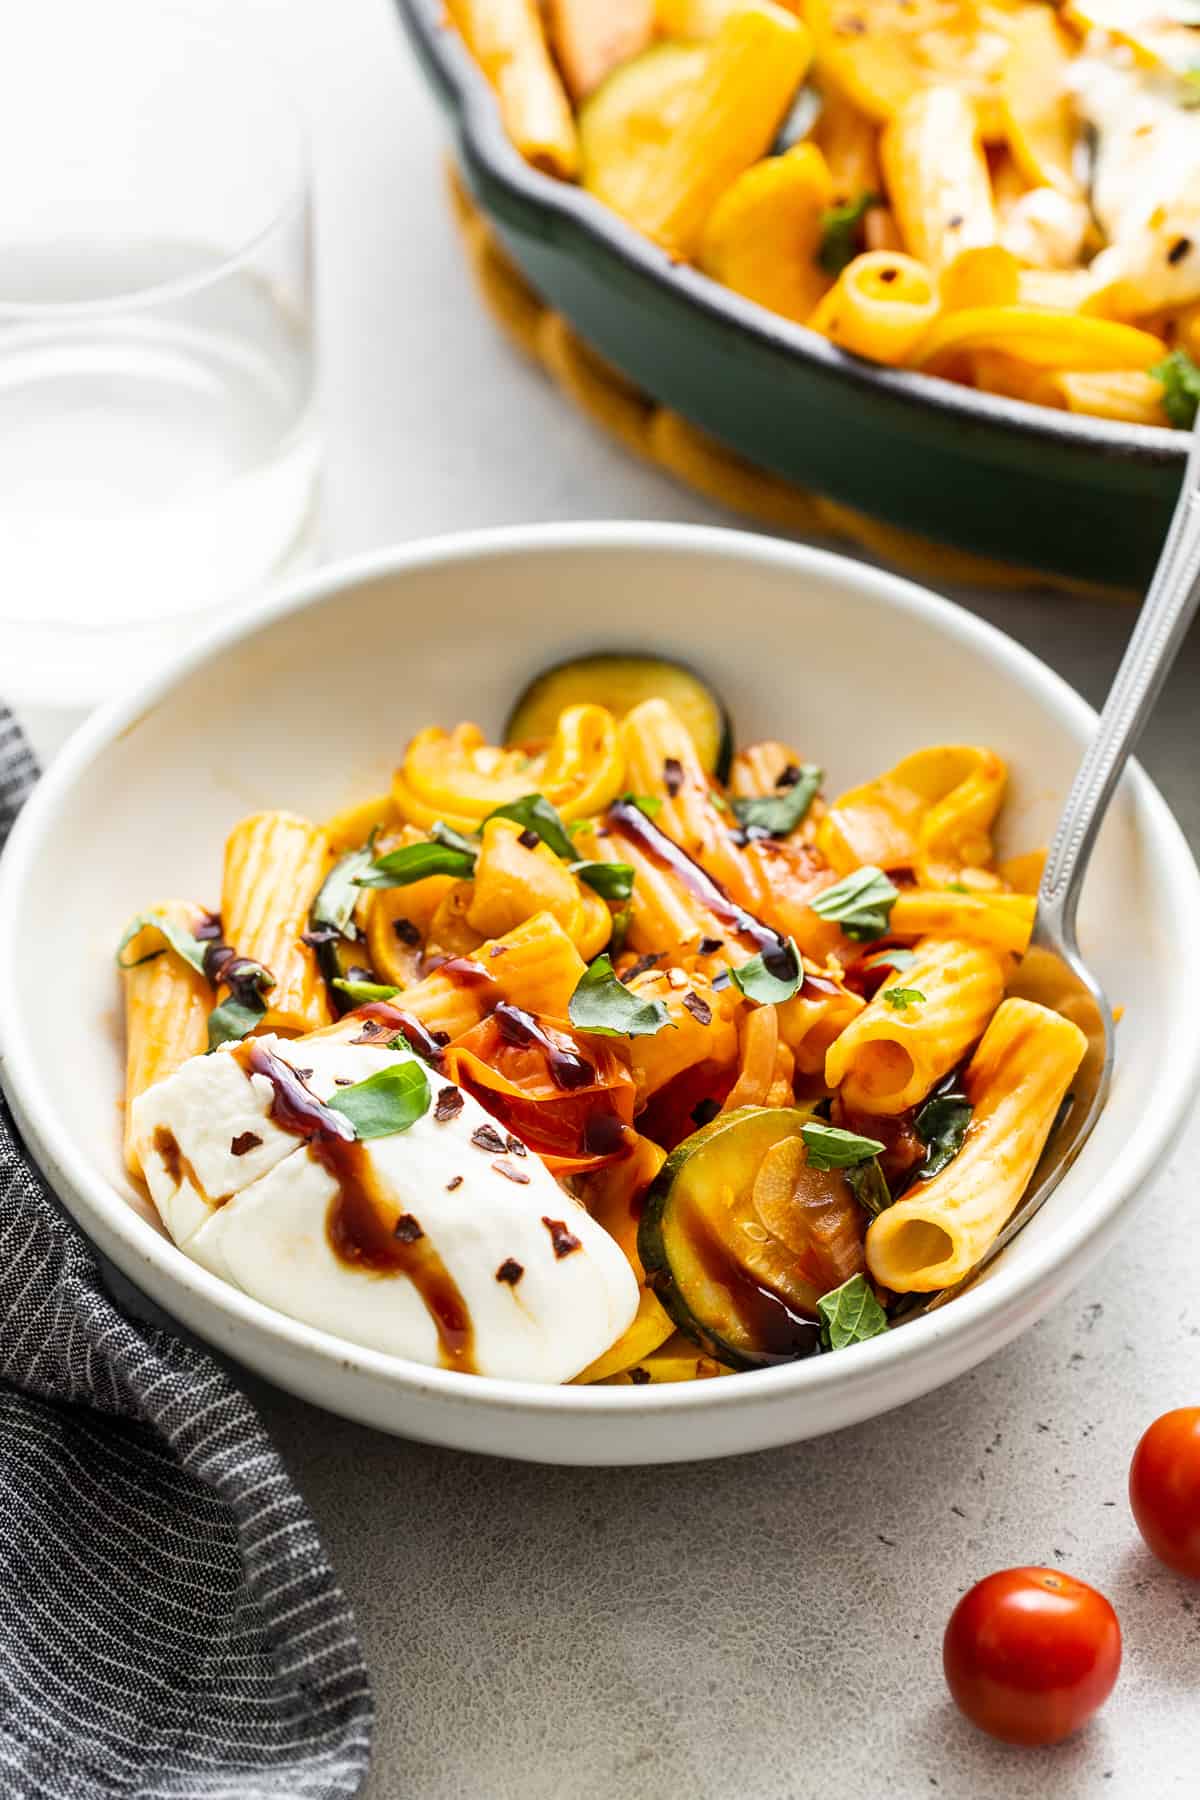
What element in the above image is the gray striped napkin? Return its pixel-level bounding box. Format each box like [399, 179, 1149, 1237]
[0, 704, 372, 1798]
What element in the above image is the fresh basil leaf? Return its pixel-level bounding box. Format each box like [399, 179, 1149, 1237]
[809, 865, 899, 941]
[569, 953, 671, 1038]
[311, 835, 377, 939]
[846, 1157, 892, 1219]
[332, 978, 401, 1005]
[817, 192, 881, 276]
[572, 860, 635, 901]
[801, 1121, 885, 1170]
[117, 911, 209, 975]
[207, 994, 267, 1051]
[914, 1093, 972, 1180]
[730, 763, 822, 838]
[431, 820, 482, 858]
[485, 793, 575, 860]
[945, 881, 969, 894]
[730, 939, 803, 1004]
[327, 1058, 431, 1139]
[356, 839, 478, 889]
[882, 986, 925, 1012]
[862, 946, 916, 974]
[1150, 349, 1200, 429]
[817, 1274, 889, 1350]
[619, 792, 663, 820]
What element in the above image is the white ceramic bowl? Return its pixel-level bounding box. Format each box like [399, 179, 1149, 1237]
[3, 524, 1198, 1465]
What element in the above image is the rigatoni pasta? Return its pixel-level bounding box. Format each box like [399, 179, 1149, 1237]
[117, 651, 1103, 1384]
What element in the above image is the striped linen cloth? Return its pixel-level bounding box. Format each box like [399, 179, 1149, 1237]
[0, 704, 372, 1798]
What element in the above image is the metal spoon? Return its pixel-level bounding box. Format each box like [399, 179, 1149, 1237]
[906, 407, 1200, 1317]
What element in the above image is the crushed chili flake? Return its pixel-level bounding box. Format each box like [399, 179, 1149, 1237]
[434, 1085, 464, 1122]
[446, 1175, 464, 1191]
[431, 1030, 451, 1047]
[517, 827, 540, 850]
[682, 991, 713, 1026]
[393, 1213, 424, 1243]
[663, 757, 684, 797]
[301, 927, 338, 948]
[230, 1131, 262, 1157]
[471, 1122, 507, 1154]
[352, 1020, 389, 1043]
[777, 764, 802, 789]
[392, 916, 421, 946]
[879, 268, 898, 284]
[698, 935, 723, 956]
[622, 952, 663, 984]
[496, 1258, 524, 1285]
[542, 1217, 582, 1258]
[489, 945, 506, 959]
[292, 1067, 314, 1080]
[505, 1134, 528, 1157]
[947, 213, 964, 230]
[333, 1076, 353, 1087]
[494, 1158, 531, 1185]
[1168, 236, 1192, 266]
[629, 1366, 651, 1385]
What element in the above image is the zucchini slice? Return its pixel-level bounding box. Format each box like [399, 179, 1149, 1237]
[505, 652, 732, 779]
[578, 41, 709, 221]
[639, 1105, 831, 1369]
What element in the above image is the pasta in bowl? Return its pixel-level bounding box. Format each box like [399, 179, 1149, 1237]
[117, 654, 1086, 1385]
[2, 524, 1197, 1461]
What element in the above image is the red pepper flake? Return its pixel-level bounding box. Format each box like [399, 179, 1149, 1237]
[434, 1084, 464, 1122]
[1168, 236, 1192, 266]
[517, 827, 540, 850]
[879, 268, 898, 284]
[393, 1213, 424, 1243]
[431, 1030, 451, 1047]
[352, 1020, 390, 1043]
[698, 936, 723, 955]
[629, 1366, 651, 1385]
[946, 213, 964, 230]
[542, 1217, 582, 1258]
[711, 969, 732, 990]
[496, 1258, 524, 1284]
[663, 757, 684, 797]
[682, 991, 712, 1026]
[334, 1076, 353, 1086]
[230, 1131, 262, 1156]
[488, 945, 507, 959]
[446, 1175, 463, 1191]
[471, 1122, 507, 1154]
[392, 917, 421, 946]
[292, 1068, 314, 1081]
[505, 1134, 528, 1157]
[622, 952, 663, 984]
[494, 1158, 531, 1184]
[777, 764, 802, 789]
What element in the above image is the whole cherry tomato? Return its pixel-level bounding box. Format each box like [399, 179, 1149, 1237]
[1130, 1407, 1200, 1578]
[943, 1567, 1121, 1746]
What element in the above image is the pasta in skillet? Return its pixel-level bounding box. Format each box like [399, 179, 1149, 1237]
[445, 0, 1200, 430]
[117, 653, 1089, 1384]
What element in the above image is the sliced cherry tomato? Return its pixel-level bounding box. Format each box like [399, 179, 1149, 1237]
[943, 1567, 1121, 1746]
[1130, 1407, 1200, 1578]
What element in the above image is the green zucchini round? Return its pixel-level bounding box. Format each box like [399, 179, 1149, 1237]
[638, 1104, 824, 1369]
[505, 651, 733, 779]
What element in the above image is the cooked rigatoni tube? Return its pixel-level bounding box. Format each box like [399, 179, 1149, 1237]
[889, 890, 1035, 957]
[607, 3, 811, 257]
[121, 902, 215, 1177]
[620, 697, 755, 907]
[880, 86, 996, 274]
[699, 144, 834, 324]
[621, 965, 740, 1101]
[221, 811, 332, 1035]
[812, 86, 880, 204]
[1040, 371, 1169, 427]
[807, 252, 940, 364]
[777, 976, 864, 1076]
[448, 0, 579, 178]
[866, 997, 1087, 1291]
[825, 936, 1006, 1114]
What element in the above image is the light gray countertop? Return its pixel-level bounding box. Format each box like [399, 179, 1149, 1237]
[15, 2, 1200, 1794]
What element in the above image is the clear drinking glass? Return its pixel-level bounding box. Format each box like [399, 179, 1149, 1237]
[0, 3, 319, 705]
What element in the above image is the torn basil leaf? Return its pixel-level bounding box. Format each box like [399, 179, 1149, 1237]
[356, 839, 478, 889]
[817, 192, 881, 276]
[817, 1274, 889, 1351]
[1150, 348, 1200, 429]
[619, 792, 664, 820]
[730, 763, 822, 839]
[572, 860, 635, 901]
[861, 946, 916, 976]
[327, 1058, 431, 1139]
[882, 986, 925, 1012]
[846, 1157, 892, 1219]
[431, 820, 482, 858]
[207, 994, 267, 1052]
[332, 978, 401, 1005]
[609, 907, 631, 957]
[485, 793, 575, 860]
[810, 865, 899, 941]
[311, 836, 377, 940]
[569, 954, 671, 1038]
[801, 1121, 885, 1171]
[914, 1092, 972, 1180]
[116, 911, 209, 975]
[730, 939, 804, 1005]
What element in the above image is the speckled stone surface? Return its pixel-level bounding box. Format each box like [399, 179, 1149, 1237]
[17, 2, 1200, 1793]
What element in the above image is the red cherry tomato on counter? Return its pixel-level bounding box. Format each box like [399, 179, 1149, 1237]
[943, 1567, 1121, 1746]
[1130, 1407, 1200, 1578]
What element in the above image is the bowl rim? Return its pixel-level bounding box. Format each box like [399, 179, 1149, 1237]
[396, 0, 1184, 472]
[3, 521, 1199, 1421]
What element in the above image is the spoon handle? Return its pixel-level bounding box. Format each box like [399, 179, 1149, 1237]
[1039, 417, 1200, 940]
